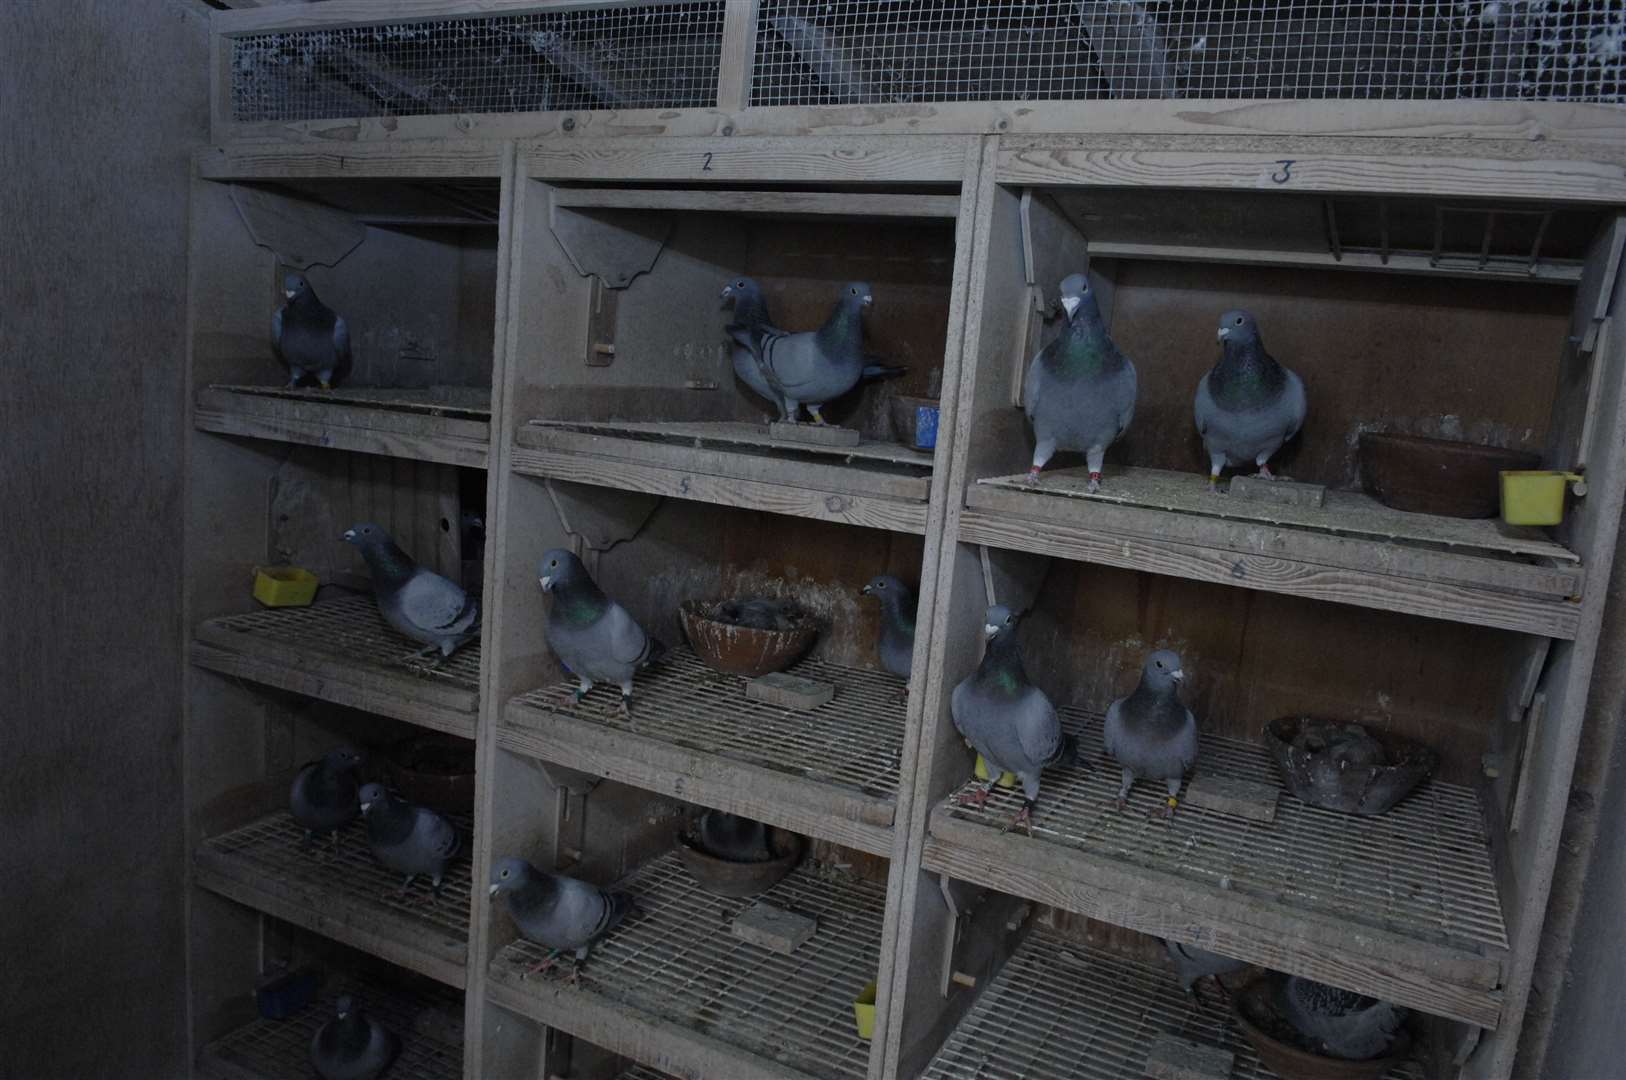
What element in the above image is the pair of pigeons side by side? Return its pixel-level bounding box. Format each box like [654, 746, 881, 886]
[1024, 273, 1307, 493]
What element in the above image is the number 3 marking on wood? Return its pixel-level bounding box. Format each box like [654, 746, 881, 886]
[702, 152, 713, 172]
[1271, 159, 1296, 184]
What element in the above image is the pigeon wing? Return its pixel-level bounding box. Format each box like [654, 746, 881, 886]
[602, 601, 656, 667]
[1014, 688, 1063, 769]
[396, 570, 477, 636]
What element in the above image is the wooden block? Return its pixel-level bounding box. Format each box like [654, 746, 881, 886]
[1184, 774, 1280, 822]
[745, 672, 835, 711]
[769, 421, 861, 447]
[1145, 1033, 1235, 1080]
[731, 902, 817, 955]
[1228, 475, 1326, 507]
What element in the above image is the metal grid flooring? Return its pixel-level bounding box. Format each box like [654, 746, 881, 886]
[201, 976, 463, 1080]
[205, 594, 482, 689]
[491, 853, 882, 1080]
[200, 811, 473, 941]
[922, 929, 1422, 1080]
[509, 647, 908, 800]
[939, 710, 1507, 956]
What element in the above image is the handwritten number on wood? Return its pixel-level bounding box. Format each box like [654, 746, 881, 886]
[702, 152, 713, 172]
[1271, 160, 1296, 184]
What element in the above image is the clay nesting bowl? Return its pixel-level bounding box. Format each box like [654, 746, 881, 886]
[680, 598, 819, 678]
[1358, 432, 1539, 519]
[1265, 717, 1437, 816]
[381, 733, 477, 815]
[1232, 974, 1411, 1080]
[676, 827, 805, 898]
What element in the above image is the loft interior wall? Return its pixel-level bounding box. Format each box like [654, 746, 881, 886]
[0, 1, 208, 1077]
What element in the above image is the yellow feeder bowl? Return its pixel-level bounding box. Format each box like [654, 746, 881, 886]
[974, 754, 1019, 789]
[852, 981, 878, 1041]
[253, 566, 319, 608]
[1500, 471, 1585, 527]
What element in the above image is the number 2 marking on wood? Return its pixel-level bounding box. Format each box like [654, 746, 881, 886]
[702, 152, 713, 172]
[1271, 160, 1296, 184]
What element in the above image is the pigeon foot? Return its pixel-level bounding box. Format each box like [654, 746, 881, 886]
[1023, 466, 1043, 486]
[1254, 464, 1275, 480]
[1001, 803, 1035, 836]
[523, 950, 563, 979]
[956, 786, 991, 810]
[1086, 471, 1102, 494]
[1206, 476, 1223, 495]
[1113, 795, 1130, 812]
[1148, 796, 1178, 821]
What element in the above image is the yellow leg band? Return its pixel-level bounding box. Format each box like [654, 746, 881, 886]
[1167, 796, 1179, 808]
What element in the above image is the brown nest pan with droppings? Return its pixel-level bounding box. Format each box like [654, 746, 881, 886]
[676, 827, 805, 898]
[382, 733, 476, 815]
[1232, 974, 1411, 1080]
[1265, 717, 1438, 816]
[680, 597, 820, 678]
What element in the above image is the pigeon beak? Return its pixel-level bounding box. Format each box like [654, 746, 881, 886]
[720, 284, 733, 298]
[862, 294, 873, 307]
[284, 290, 296, 300]
[539, 575, 553, 592]
[488, 883, 501, 899]
[1061, 295, 1081, 320]
[1170, 669, 1186, 683]
[341, 529, 356, 542]
[861, 585, 873, 596]
[1217, 327, 1229, 342]
[983, 623, 1000, 639]
[358, 801, 371, 813]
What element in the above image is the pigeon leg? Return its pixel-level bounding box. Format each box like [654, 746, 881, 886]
[1150, 776, 1182, 820]
[523, 949, 564, 979]
[317, 369, 335, 391]
[287, 367, 307, 388]
[1207, 453, 1227, 494]
[394, 874, 418, 899]
[1001, 799, 1036, 836]
[1113, 767, 1134, 811]
[1253, 459, 1276, 480]
[403, 641, 443, 665]
[1026, 437, 1057, 485]
[783, 399, 803, 423]
[807, 405, 829, 426]
[619, 682, 634, 719]
[569, 677, 594, 709]
[1085, 445, 1106, 494]
[956, 779, 996, 810]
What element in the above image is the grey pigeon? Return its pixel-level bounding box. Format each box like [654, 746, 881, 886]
[950, 605, 1080, 834]
[490, 856, 636, 982]
[715, 597, 801, 632]
[343, 523, 480, 662]
[1024, 273, 1137, 491]
[860, 575, 916, 681]
[289, 746, 364, 849]
[1193, 309, 1306, 492]
[310, 994, 399, 1080]
[728, 281, 872, 425]
[1104, 649, 1198, 818]
[357, 782, 464, 898]
[540, 548, 666, 715]
[1281, 976, 1408, 1061]
[722, 276, 903, 420]
[272, 274, 352, 390]
[695, 809, 771, 863]
[1163, 939, 1249, 995]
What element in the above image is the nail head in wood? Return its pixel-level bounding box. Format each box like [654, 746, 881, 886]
[1183, 774, 1280, 822]
[1228, 475, 1326, 508]
[744, 672, 835, 711]
[1145, 1033, 1236, 1080]
[768, 421, 861, 447]
[731, 901, 817, 955]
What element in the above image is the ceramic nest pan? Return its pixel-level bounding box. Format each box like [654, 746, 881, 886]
[1265, 717, 1438, 816]
[680, 597, 819, 678]
[676, 827, 805, 898]
[1232, 974, 1411, 1080]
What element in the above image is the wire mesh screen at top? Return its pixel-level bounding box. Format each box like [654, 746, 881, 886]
[230, 3, 727, 122]
[749, 1, 1625, 104]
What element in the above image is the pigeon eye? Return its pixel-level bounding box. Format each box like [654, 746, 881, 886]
[500, 869, 509, 878]
[1234, 317, 1244, 326]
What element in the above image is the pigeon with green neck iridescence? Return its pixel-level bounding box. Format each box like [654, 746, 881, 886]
[289, 746, 364, 850]
[1104, 649, 1198, 819]
[727, 280, 872, 426]
[357, 782, 465, 898]
[1193, 309, 1306, 492]
[342, 523, 480, 662]
[1024, 273, 1137, 491]
[489, 856, 637, 983]
[310, 994, 399, 1080]
[860, 574, 917, 681]
[272, 273, 352, 390]
[950, 605, 1080, 835]
[539, 548, 666, 715]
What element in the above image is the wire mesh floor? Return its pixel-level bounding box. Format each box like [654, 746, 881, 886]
[200, 975, 463, 1080]
[934, 711, 1507, 958]
[922, 929, 1422, 1080]
[508, 647, 908, 802]
[491, 853, 882, 1080]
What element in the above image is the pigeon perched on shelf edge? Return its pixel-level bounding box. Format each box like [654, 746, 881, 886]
[1194, 309, 1306, 493]
[490, 856, 638, 985]
[289, 746, 365, 853]
[342, 523, 480, 664]
[357, 782, 466, 902]
[539, 548, 667, 716]
[1104, 649, 1198, 819]
[727, 280, 873, 426]
[272, 273, 352, 391]
[310, 994, 399, 1080]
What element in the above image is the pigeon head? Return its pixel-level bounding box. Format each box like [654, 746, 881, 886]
[341, 522, 393, 551]
[841, 281, 874, 309]
[1141, 649, 1186, 691]
[323, 745, 364, 771]
[538, 548, 589, 594]
[356, 782, 388, 815]
[1216, 309, 1261, 347]
[861, 574, 905, 599]
[283, 274, 313, 303]
[489, 855, 537, 899]
[1058, 273, 1100, 322]
[720, 276, 761, 304]
[983, 604, 1021, 641]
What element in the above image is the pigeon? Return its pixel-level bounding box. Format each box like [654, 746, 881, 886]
[1104, 649, 1198, 818]
[310, 994, 399, 1080]
[489, 856, 637, 982]
[1163, 939, 1249, 995]
[1280, 976, 1408, 1061]
[1193, 309, 1306, 492]
[728, 281, 872, 425]
[1024, 273, 1137, 491]
[272, 274, 352, 390]
[715, 597, 801, 632]
[721, 276, 904, 420]
[860, 575, 917, 681]
[289, 746, 364, 850]
[343, 523, 480, 662]
[950, 605, 1080, 835]
[539, 548, 667, 715]
[695, 809, 772, 863]
[357, 782, 465, 898]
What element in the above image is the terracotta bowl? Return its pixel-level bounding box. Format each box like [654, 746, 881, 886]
[381, 733, 476, 815]
[680, 598, 819, 678]
[1265, 717, 1437, 816]
[676, 828, 805, 898]
[1232, 974, 1411, 1080]
[1358, 432, 1539, 518]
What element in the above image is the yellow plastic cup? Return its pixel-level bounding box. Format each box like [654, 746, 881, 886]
[1500, 471, 1585, 527]
[974, 754, 1019, 789]
[853, 981, 878, 1040]
[253, 566, 319, 607]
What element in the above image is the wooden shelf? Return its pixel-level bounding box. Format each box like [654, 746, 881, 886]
[500, 648, 906, 857]
[514, 420, 934, 534]
[191, 595, 480, 737]
[198, 975, 463, 1080]
[923, 711, 1508, 1030]
[487, 853, 881, 1080]
[923, 928, 1423, 1080]
[195, 385, 490, 468]
[964, 466, 1583, 638]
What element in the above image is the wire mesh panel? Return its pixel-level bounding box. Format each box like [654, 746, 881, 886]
[491, 853, 882, 1080]
[230, 3, 727, 123]
[750, 1, 1625, 105]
